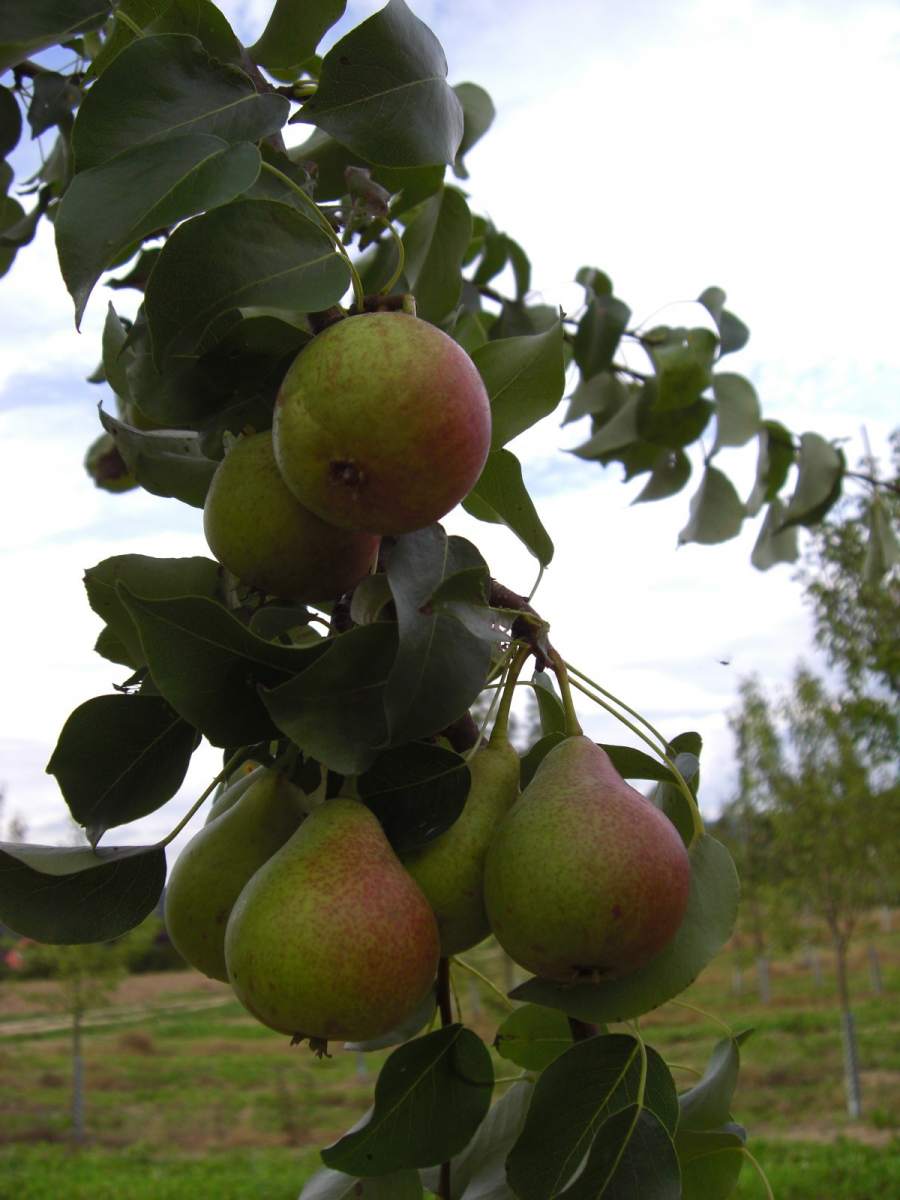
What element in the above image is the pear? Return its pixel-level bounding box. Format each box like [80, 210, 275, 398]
[165, 769, 306, 982]
[205, 760, 263, 825]
[203, 431, 379, 601]
[273, 312, 491, 534]
[484, 736, 691, 981]
[403, 737, 520, 956]
[224, 797, 440, 1043]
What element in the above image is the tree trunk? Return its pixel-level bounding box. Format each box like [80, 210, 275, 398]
[867, 945, 883, 995]
[731, 965, 743, 996]
[71, 1008, 86, 1145]
[804, 945, 824, 990]
[834, 937, 862, 1119]
[756, 955, 771, 1005]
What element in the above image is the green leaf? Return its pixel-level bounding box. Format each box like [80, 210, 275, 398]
[646, 326, 718, 412]
[73, 34, 286, 171]
[745, 420, 794, 516]
[464, 449, 554, 566]
[633, 449, 692, 504]
[698, 286, 749, 357]
[563, 1107, 681, 1200]
[678, 466, 745, 546]
[572, 390, 641, 460]
[290, 127, 445, 211]
[574, 294, 631, 380]
[710, 373, 760, 453]
[863, 495, 900, 584]
[83, 553, 221, 670]
[510, 835, 739, 1024]
[679, 1130, 745, 1200]
[531, 671, 566, 736]
[0, 842, 166, 944]
[261, 623, 399, 775]
[402, 185, 471, 323]
[563, 371, 628, 426]
[145, 0, 242, 62]
[452, 82, 495, 179]
[300, 1169, 422, 1199]
[0, 1, 112, 72]
[576, 266, 614, 298]
[359, 742, 470, 854]
[101, 303, 134, 401]
[750, 498, 799, 571]
[472, 321, 566, 451]
[780, 431, 844, 529]
[494, 1004, 573, 1071]
[506, 1034, 679, 1199]
[119, 587, 320, 746]
[26, 69, 79, 137]
[249, 0, 346, 73]
[0, 85, 21, 157]
[46, 694, 197, 843]
[321, 1025, 493, 1176]
[383, 527, 493, 745]
[520, 731, 566, 789]
[678, 1031, 753, 1134]
[650, 736, 701, 848]
[99, 409, 218, 508]
[600, 744, 679, 783]
[297, 0, 463, 168]
[675, 1034, 752, 1200]
[144, 199, 350, 366]
[57, 135, 261, 325]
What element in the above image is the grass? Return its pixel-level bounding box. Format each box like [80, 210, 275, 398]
[0, 920, 897, 1198]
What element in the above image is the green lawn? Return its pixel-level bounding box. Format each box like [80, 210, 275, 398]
[0, 922, 897, 1198]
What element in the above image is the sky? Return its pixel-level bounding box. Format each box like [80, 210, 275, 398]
[0, 0, 897, 859]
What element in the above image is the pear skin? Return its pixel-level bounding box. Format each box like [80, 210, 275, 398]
[203, 431, 379, 601]
[205, 761, 263, 825]
[484, 736, 691, 981]
[403, 739, 520, 955]
[273, 312, 491, 534]
[165, 770, 306, 981]
[224, 798, 440, 1043]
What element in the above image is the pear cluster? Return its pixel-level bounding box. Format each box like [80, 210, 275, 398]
[202, 311, 492, 600]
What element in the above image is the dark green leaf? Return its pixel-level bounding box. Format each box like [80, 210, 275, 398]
[494, 1004, 573, 1071]
[383, 528, 492, 744]
[0, 1, 111, 72]
[402, 185, 471, 323]
[780, 432, 844, 529]
[710, 373, 760, 453]
[452, 82, 495, 179]
[637, 385, 713, 450]
[299, 1169, 422, 1199]
[505, 238, 531, 300]
[94, 624, 134, 668]
[562, 1107, 681, 1200]
[491, 301, 558, 339]
[572, 390, 641, 460]
[145, 0, 243, 63]
[0, 185, 51, 249]
[261, 623, 398, 774]
[520, 731, 566, 789]
[745, 420, 794, 516]
[57, 135, 260, 325]
[101, 303, 134, 401]
[47, 694, 197, 842]
[427, 1082, 533, 1200]
[359, 742, 470, 853]
[119, 587, 319, 746]
[249, 0, 346, 73]
[678, 1031, 753, 1134]
[563, 371, 628, 426]
[574, 294, 631, 380]
[83, 553, 221, 669]
[0, 842, 166, 944]
[633, 449, 692, 504]
[297, 0, 463, 168]
[750, 498, 799, 571]
[99, 409, 218, 508]
[472, 321, 566, 450]
[26, 69, 79, 137]
[532, 671, 566, 736]
[651, 738, 700, 848]
[678, 466, 745, 546]
[506, 1035, 678, 1198]
[144, 199, 349, 366]
[576, 267, 613, 298]
[321, 1025, 493, 1175]
[698, 286, 749, 357]
[679, 1132, 744, 1200]
[73, 34, 288, 170]
[464, 449, 554, 566]
[646, 326, 717, 412]
[600, 744, 678, 783]
[0, 84, 21, 156]
[511, 835, 739, 1023]
[290, 127, 445, 211]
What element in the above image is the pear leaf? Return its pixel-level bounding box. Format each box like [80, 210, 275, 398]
[359, 742, 471, 853]
[473, 321, 566, 451]
[402, 185, 472, 323]
[249, 0, 346, 73]
[452, 82, 495, 178]
[780, 432, 844, 529]
[464, 449, 554, 566]
[678, 467, 745, 546]
[697, 286, 749, 356]
[494, 1004, 573, 1071]
[300, 1168, 422, 1199]
[750, 498, 799, 571]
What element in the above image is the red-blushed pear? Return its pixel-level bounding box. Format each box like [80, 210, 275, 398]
[164, 769, 306, 983]
[272, 312, 491, 534]
[203, 431, 379, 602]
[484, 736, 691, 982]
[224, 798, 440, 1044]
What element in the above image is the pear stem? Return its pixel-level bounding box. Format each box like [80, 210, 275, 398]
[490, 644, 532, 746]
[565, 673, 705, 845]
[157, 749, 248, 848]
[466, 644, 517, 762]
[548, 653, 583, 737]
[667, 998, 735, 1039]
[259, 162, 365, 311]
[451, 956, 515, 1012]
[436, 957, 454, 1200]
[564, 660, 668, 756]
[378, 218, 406, 295]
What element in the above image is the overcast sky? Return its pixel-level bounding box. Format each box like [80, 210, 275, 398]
[1, 0, 897, 858]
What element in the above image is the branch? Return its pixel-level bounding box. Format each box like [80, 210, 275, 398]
[436, 958, 453, 1199]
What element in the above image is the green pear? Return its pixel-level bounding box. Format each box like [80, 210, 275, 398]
[484, 736, 691, 981]
[273, 312, 492, 534]
[403, 737, 520, 956]
[165, 769, 306, 982]
[203, 431, 379, 601]
[205, 761, 263, 825]
[224, 797, 440, 1043]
